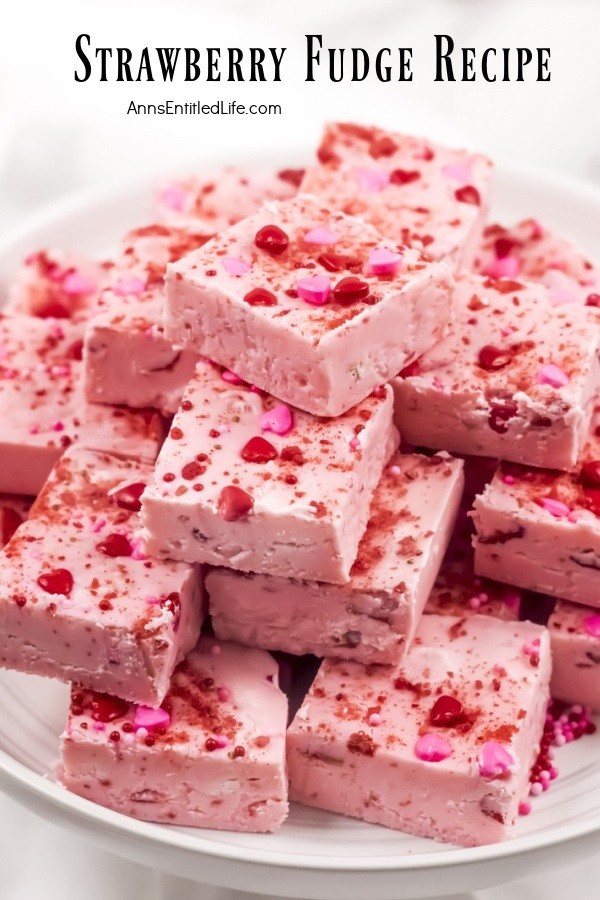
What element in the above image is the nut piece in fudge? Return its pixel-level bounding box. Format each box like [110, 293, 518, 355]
[141, 361, 397, 584]
[474, 219, 600, 306]
[0, 447, 203, 705]
[59, 637, 288, 832]
[5, 250, 107, 321]
[0, 316, 163, 495]
[156, 165, 302, 230]
[207, 452, 463, 664]
[301, 122, 493, 267]
[472, 422, 600, 607]
[393, 273, 600, 470]
[547, 600, 600, 711]
[164, 194, 453, 417]
[287, 614, 551, 847]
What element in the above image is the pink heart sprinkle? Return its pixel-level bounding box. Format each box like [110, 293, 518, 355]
[259, 404, 293, 436]
[584, 615, 600, 638]
[414, 733, 452, 762]
[478, 741, 516, 778]
[441, 162, 473, 183]
[366, 248, 403, 276]
[113, 276, 146, 296]
[134, 706, 171, 731]
[353, 167, 390, 193]
[538, 497, 571, 518]
[222, 256, 251, 277]
[537, 363, 570, 388]
[159, 184, 187, 212]
[482, 256, 520, 280]
[63, 272, 96, 295]
[303, 227, 338, 245]
[296, 274, 331, 305]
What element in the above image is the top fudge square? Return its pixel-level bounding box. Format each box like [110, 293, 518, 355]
[164, 195, 453, 417]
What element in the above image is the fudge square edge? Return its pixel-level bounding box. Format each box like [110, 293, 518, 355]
[59, 636, 289, 833]
[164, 194, 453, 417]
[0, 446, 203, 705]
[140, 361, 397, 584]
[287, 613, 551, 847]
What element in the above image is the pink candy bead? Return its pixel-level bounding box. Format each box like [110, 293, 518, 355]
[259, 404, 293, 436]
[414, 733, 452, 762]
[537, 363, 570, 388]
[133, 706, 171, 732]
[478, 741, 515, 778]
[366, 248, 403, 276]
[538, 497, 571, 518]
[303, 226, 338, 245]
[222, 256, 251, 277]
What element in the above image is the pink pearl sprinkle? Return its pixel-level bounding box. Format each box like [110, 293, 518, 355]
[469, 597, 481, 610]
[92, 518, 106, 534]
[296, 273, 331, 305]
[215, 735, 229, 749]
[217, 687, 230, 702]
[368, 713, 382, 727]
[159, 184, 187, 211]
[519, 801, 532, 816]
[134, 706, 171, 732]
[259, 404, 293, 436]
[113, 276, 146, 296]
[478, 741, 515, 778]
[222, 256, 251, 277]
[93, 722, 105, 732]
[538, 497, 571, 518]
[530, 782, 543, 796]
[353, 167, 390, 193]
[583, 614, 600, 638]
[502, 474, 516, 485]
[388, 465, 401, 476]
[366, 248, 403, 276]
[303, 226, 338, 245]
[53, 421, 64, 432]
[537, 363, 570, 388]
[63, 271, 96, 295]
[414, 733, 452, 762]
[121, 732, 135, 747]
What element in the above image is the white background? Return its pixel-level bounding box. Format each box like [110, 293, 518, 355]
[1, 0, 600, 897]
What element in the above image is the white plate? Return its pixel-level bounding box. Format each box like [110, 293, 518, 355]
[0, 162, 600, 900]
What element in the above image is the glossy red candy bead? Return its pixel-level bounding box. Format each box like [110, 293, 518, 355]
[477, 345, 512, 371]
[113, 482, 146, 512]
[218, 486, 254, 522]
[389, 168, 420, 185]
[37, 568, 74, 596]
[96, 533, 133, 558]
[241, 436, 278, 463]
[89, 692, 129, 723]
[430, 695, 464, 727]
[254, 224, 289, 256]
[317, 253, 361, 273]
[244, 287, 277, 306]
[332, 276, 370, 305]
[455, 185, 481, 205]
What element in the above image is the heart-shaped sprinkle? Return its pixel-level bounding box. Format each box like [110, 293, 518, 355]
[63, 272, 96, 295]
[482, 257, 520, 280]
[414, 733, 452, 762]
[241, 436, 278, 463]
[259, 404, 293, 436]
[254, 224, 289, 256]
[537, 497, 571, 518]
[244, 287, 277, 306]
[222, 257, 251, 277]
[303, 227, 338, 245]
[296, 274, 331, 305]
[429, 695, 464, 727]
[333, 276, 370, 305]
[353, 167, 390, 193]
[389, 168, 421, 185]
[159, 184, 187, 211]
[537, 363, 569, 388]
[478, 741, 516, 778]
[455, 185, 481, 206]
[134, 706, 171, 731]
[366, 248, 403, 276]
[217, 486, 254, 521]
[583, 614, 600, 638]
[113, 276, 146, 296]
[477, 345, 513, 371]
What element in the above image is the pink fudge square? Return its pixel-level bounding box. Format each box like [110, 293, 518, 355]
[302, 122, 493, 267]
[287, 614, 551, 847]
[141, 361, 397, 584]
[5, 249, 107, 322]
[393, 273, 600, 470]
[0, 447, 203, 704]
[156, 166, 302, 231]
[207, 452, 464, 664]
[59, 637, 288, 832]
[472, 415, 600, 607]
[547, 600, 600, 710]
[474, 219, 600, 306]
[0, 316, 163, 495]
[164, 195, 453, 417]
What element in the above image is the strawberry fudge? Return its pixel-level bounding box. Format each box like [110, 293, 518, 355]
[287, 614, 551, 847]
[207, 452, 464, 664]
[164, 195, 453, 417]
[547, 601, 600, 710]
[0, 447, 203, 704]
[301, 123, 493, 267]
[472, 427, 600, 607]
[141, 361, 397, 583]
[5, 250, 106, 321]
[156, 166, 302, 230]
[0, 315, 162, 495]
[474, 219, 600, 306]
[59, 637, 288, 832]
[392, 273, 600, 469]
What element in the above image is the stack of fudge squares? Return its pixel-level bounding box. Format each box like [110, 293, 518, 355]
[0, 122, 599, 847]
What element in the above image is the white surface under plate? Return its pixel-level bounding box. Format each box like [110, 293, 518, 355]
[0, 161, 599, 899]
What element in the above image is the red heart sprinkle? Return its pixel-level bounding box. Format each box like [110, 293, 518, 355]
[241, 436, 278, 463]
[455, 185, 481, 206]
[390, 169, 421, 185]
[254, 224, 289, 256]
[96, 533, 133, 558]
[430, 695, 464, 727]
[244, 287, 278, 306]
[332, 276, 370, 305]
[113, 482, 146, 512]
[218, 486, 254, 521]
[89, 692, 129, 723]
[37, 568, 74, 596]
[477, 345, 513, 371]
